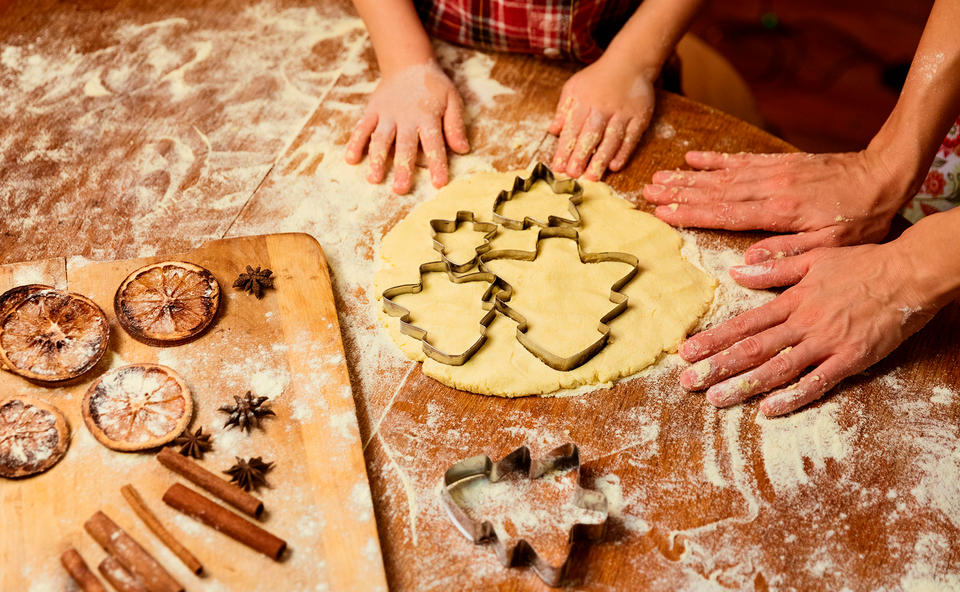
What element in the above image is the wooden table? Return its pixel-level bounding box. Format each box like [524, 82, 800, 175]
[2, 1, 958, 591]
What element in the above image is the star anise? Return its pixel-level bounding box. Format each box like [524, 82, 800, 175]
[171, 427, 212, 459]
[219, 391, 276, 433]
[233, 266, 274, 299]
[224, 456, 274, 491]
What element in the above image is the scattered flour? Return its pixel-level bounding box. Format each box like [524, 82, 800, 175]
[755, 400, 852, 495]
[654, 120, 676, 140]
[930, 386, 956, 405]
[916, 51, 945, 83]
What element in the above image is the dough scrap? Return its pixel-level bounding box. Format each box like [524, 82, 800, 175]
[375, 170, 717, 397]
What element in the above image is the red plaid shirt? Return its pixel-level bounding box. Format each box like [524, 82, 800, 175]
[414, 0, 642, 63]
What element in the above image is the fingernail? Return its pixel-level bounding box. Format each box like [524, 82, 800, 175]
[759, 388, 802, 417]
[681, 359, 711, 389]
[731, 264, 770, 277]
[645, 184, 665, 196]
[746, 248, 772, 264]
[687, 151, 705, 159]
[706, 384, 736, 407]
[708, 376, 758, 407]
[679, 340, 699, 360]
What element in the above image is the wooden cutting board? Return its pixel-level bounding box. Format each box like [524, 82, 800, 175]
[0, 233, 388, 592]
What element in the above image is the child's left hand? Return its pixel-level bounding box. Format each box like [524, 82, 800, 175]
[549, 57, 656, 180]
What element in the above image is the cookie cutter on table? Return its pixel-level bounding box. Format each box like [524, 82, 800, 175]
[492, 162, 584, 230]
[439, 443, 608, 587]
[381, 261, 498, 366]
[429, 211, 499, 273]
[478, 226, 640, 372]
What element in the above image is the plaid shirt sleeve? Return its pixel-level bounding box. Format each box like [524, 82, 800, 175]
[414, 0, 641, 63]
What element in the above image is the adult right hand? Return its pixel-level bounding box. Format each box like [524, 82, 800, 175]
[346, 61, 470, 195]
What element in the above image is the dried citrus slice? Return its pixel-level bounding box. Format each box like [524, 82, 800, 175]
[82, 364, 193, 451]
[0, 289, 110, 383]
[0, 284, 53, 371]
[114, 261, 220, 346]
[0, 284, 52, 321]
[0, 395, 70, 479]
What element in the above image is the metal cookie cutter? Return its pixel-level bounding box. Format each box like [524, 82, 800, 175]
[440, 443, 608, 587]
[429, 211, 499, 273]
[382, 261, 498, 366]
[479, 226, 640, 371]
[492, 162, 584, 230]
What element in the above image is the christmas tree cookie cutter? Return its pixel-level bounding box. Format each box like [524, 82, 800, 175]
[429, 211, 499, 273]
[479, 226, 640, 372]
[439, 443, 608, 587]
[381, 261, 497, 366]
[492, 162, 584, 230]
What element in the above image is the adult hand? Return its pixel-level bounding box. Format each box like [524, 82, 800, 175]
[644, 150, 917, 263]
[346, 61, 470, 194]
[549, 57, 655, 181]
[677, 241, 942, 416]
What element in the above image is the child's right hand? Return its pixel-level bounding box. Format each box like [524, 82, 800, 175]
[346, 61, 470, 195]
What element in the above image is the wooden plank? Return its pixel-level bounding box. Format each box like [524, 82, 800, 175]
[2, 1, 959, 590]
[0, 257, 67, 292]
[0, 0, 360, 262]
[0, 234, 387, 592]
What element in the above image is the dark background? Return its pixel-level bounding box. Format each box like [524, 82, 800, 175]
[692, 0, 934, 152]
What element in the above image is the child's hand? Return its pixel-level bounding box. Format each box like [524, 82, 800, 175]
[346, 61, 470, 194]
[549, 58, 656, 180]
[645, 149, 916, 263]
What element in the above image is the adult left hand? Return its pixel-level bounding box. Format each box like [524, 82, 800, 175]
[549, 57, 656, 181]
[644, 149, 916, 263]
[677, 241, 940, 416]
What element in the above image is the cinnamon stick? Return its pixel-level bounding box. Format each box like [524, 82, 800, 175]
[162, 483, 286, 560]
[98, 555, 147, 592]
[60, 548, 108, 592]
[121, 484, 204, 575]
[83, 511, 183, 592]
[157, 447, 264, 518]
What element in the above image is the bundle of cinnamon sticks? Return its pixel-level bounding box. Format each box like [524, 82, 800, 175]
[62, 449, 288, 591]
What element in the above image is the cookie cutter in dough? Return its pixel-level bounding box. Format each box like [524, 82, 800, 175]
[492, 162, 584, 230]
[429, 211, 499, 273]
[439, 443, 608, 587]
[479, 226, 640, 372]
[381, 261, 498, 366]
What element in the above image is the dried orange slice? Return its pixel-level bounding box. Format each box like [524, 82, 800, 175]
[0, 289, 110, 383]
[0, 284, 53, 371]
[0, 284, 52, 321]
[0, 395, 70, 479]
[82, 364, 193, 451]
[114, 261, 220, 346]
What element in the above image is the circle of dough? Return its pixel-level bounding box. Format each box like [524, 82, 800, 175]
[375, 170, 716, 397]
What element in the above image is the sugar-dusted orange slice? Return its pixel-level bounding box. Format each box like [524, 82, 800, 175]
[0, 395, 70, 479]
[0, 284, 53, 371]
[0, 284, 52, 322]
[82, 364, 193, 452]
[0, 289, 110, 383]
[114, 261, 220, 346]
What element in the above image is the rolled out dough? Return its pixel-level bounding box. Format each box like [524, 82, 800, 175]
[375, 169, 716, 397]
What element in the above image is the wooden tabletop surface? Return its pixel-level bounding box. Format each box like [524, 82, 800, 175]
[2, 1, 958, 591]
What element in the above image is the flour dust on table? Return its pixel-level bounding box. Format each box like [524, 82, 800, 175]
[375, 169, 716, 396]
